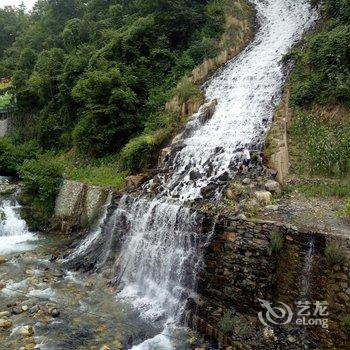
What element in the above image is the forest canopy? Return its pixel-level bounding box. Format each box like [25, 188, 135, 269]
[0, 0, 229, 156]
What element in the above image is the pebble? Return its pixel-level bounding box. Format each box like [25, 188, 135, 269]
[12, 306, 23, 315]
[0, 318, 13, 329]
[17, 325, 34, 336]
[265, 205, 279, 211]
[29, 305, 40, 315]
[100, 345, 111, 350]
[49, 308, 60, 318]
[0, 311, 10, 317]
[22, 305, 29, 312]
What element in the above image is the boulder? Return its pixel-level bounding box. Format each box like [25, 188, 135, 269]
[265, 180, 282, 195]
[253, 191, 272, 205]
[0, 256, 7, 264]
[125, 174, 148, 189]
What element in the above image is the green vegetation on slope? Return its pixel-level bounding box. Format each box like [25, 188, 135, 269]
[286, 0, 350, 211]
[0, 0, 251, 218]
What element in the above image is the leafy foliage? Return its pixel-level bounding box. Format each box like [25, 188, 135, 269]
[0, 0, 230, 158]
[289, 0, 350, 107]
[19, 155, 63, 218]
[0, 137, 39, 174]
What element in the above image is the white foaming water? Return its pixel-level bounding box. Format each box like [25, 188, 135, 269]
[69, 1, 318, 348]
[65, 191, 112, 261]
[161, 0, 318, 201]
[117, 197, 202, 322]
[0, 198, 37, 254]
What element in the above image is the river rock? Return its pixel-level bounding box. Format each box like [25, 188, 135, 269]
[265, 180, 281, 195]
[0, 318, 12, 328]
[100, 345, 111, 350]
[125, 174, 148, 189]
[0, 256, 7, 264]
[253, 191, 272, 205]
[0, 311, 10, 317]
[29, 305, 40, 315]
[49, 307, 60, 318]
[12, 306, 23, 315]
[17, 325, 34, 336]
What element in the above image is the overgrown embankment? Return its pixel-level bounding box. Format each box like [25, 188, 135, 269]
[264, 0, 350, 227]
[0, 0, 253, 226]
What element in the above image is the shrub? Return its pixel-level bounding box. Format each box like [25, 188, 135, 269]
[119, 134, 157, 173]
[19, 155, 63, 218]
[269, 232, 284, 255]
[175, 79, 203, 104]
[325, 240, 347, 265]
[218, 311, 235, 335]
[0, 137, 39, 174]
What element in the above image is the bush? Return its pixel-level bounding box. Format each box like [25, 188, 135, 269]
[218, 310, 235, 335]
[19, 156, 63, 218]
[0, 137, 39, 174]
[325, 240, 347, 265]
[175, 79, 203, 104]
[269, 232, 284, 255]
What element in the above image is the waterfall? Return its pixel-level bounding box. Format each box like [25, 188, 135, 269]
[0, 196, 36, 254]
[300, 237, 315, 300]
[69, 0, 319, 347]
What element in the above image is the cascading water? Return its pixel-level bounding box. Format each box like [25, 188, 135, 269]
[0, 191, 36, 254]
[300, 237, 315, 300]
[69, 0, 319, 348]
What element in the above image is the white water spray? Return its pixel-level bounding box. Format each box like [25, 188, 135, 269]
[70, 1, 319, 348]
[0, 198, 36, 254]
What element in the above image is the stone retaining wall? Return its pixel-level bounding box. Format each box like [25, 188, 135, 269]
[194, 216, 350, 349]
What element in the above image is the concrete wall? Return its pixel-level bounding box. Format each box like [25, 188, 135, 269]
[54, 180, 110, 233]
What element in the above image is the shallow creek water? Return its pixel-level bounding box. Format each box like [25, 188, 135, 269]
[0, 187, 189, 349]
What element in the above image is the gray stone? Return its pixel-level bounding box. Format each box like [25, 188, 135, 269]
[265, 180, 282, 195]
[55, 180, 85, 218]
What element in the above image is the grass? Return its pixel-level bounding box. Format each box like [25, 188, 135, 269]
[295, 180, 350, 199]
[56, 153, 127, 189]
[218, 310, 235, 334]
[268, 232, 284, 255]
[325, 240, 347, 265]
